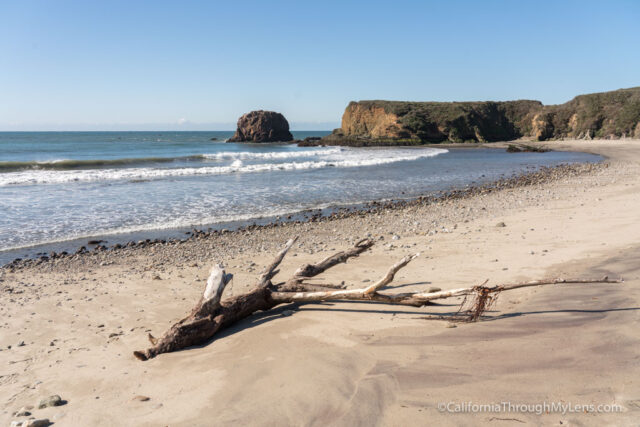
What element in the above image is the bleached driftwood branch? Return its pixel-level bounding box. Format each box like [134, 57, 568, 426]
[134, 238, 622, 361]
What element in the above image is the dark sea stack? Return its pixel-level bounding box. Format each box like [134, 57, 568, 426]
[228, 110, 294, 142]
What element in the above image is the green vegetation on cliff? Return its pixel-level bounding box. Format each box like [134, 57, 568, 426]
[540, 87, 640, 139]
[378, 99, 542, 142]
[321, 87, 640, 145]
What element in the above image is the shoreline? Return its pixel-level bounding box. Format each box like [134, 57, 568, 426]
[2, 139, 640, 425]
[1, 150, 602, 270]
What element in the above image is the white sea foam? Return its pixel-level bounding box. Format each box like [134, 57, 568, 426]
[0, 148, 344, 171]
[201, 147, 343, 160]
[0, 204, 336, 253]
[0, 148, 447, 186]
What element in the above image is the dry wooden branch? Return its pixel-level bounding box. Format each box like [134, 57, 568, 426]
[364, 253, 419, 295]
[133, 237, 373, 360]
[279, 238, 374, 291]
[134, 238, 622, 361]
[193, 264, 233, 318]
[257, 237, 297, 288]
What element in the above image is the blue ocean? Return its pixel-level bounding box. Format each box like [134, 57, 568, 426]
[0, 131, 600, 263]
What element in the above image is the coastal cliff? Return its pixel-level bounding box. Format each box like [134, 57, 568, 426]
[536, 87, 640, 140]
[318, 87, 640, 145]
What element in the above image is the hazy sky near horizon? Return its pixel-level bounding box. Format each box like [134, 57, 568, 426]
[1, 0, 639, 131]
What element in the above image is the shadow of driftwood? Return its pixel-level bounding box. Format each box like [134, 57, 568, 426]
[377, 281, 433, 290]
[478, 306, 640, 322]
[186, 302, 640, 353]
[172, 301, 638, 355]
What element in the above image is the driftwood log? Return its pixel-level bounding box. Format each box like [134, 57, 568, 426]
[134, 237, 622, 360]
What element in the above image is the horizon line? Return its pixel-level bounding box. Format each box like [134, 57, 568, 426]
[0, 129, 336, 132]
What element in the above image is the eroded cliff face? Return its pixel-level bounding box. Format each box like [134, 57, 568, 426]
[340, 102, 405, 139]
[531, 113, 555, 141]
[326, 87, 640, 145]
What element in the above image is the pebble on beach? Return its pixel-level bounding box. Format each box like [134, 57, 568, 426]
[11, 419, 50, 427]
[15, 407, 32, 417]
[37, 395, 64, 409]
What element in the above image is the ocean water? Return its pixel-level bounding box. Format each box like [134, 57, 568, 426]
[0, 131, 600, 264]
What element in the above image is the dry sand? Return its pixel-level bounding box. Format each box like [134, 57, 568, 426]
[1, 140, 639, 426]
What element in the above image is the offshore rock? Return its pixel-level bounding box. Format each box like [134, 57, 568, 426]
[228, 110, 293, 143]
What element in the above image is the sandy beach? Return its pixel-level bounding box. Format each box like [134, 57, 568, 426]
[2, 139, 639, 426]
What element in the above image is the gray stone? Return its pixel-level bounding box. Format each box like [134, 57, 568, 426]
[24, 419, 51, 427]
[15, 407, 31, 416]
[11, 419, 51, 427]
[37, 395, 63, 409]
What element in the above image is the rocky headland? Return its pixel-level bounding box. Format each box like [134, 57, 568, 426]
[304, 87, 640, 146]
[228, 110, 293, 143]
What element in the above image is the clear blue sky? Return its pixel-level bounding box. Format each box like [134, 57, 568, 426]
[1, 0, 638, 130]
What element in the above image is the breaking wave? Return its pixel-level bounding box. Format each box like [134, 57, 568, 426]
[0, 148, 447, 186]
[200, 148, 343, 160]
[0, 148, 344, 172]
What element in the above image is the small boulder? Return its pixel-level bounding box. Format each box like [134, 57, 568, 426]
[25, 419, 51, 427]
[15, 407, 31, 416]
[37, 395, 63, 409]
[228, 110, 293, 143]
[12, 419, 50, 427]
